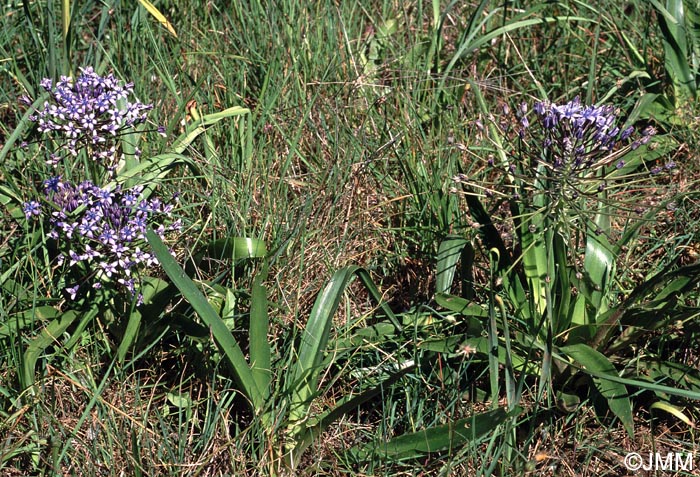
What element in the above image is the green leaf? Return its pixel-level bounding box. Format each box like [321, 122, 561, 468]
[291, 360, 415, 466]
[201, 236, 268, 260]
[117, 310, 142, 363]
[171, 106, 250, 154]
[354, 407, 516, 461]
[436, 237, 472, 295]
[22, 308, 95, 390]
[0, 185, 26, 222]
[115, 277, 173, 362]
[109, 153, 196, 190]
[287, 266, 361, 429]
[584, 209, 614, 321]
[518, 212, 548, 317]
[146, 229, 263, 411]
[286, 266, 399, 441]
[249, 274, 271, 400]
[559, 343, 634, 437]
[650, 401, 695, 427]
[166, 392, 193, 409]
[652, 0, 697, 104]
[0, 306, 60, 339]
[435, 293, 488, 318]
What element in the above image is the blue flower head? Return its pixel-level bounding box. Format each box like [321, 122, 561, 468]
[36, 177, 180, 301]
[30, 67, 153, 168]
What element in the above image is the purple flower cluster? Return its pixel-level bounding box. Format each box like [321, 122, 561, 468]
[527, 96, 654, 174]
[26, 177, 180, 300]
[30, 67, 153, 166]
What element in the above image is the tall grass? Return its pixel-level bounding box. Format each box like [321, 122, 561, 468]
[1, 1, 699, 475]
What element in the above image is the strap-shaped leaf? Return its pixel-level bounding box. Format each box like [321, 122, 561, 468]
[286, 266, 399, 439]
[249, 274, 271, 400]
[436, 236, 471, 295]
[559, 343, 634, 437]
[171, 106, 250, 154]
[351, 407, 516, 461]
[22, 308, 93, 390]
[147, 229, 263, 411]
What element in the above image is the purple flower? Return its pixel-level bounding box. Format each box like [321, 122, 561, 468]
[23, 200, 41, 219]
[66, 284, 80, 300]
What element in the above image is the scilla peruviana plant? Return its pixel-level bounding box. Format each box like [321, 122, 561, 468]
[9, 67, 249, 390]
[448, 92, 696, 439]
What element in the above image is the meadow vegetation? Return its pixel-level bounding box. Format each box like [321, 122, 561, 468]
[1, 1, 700, 475]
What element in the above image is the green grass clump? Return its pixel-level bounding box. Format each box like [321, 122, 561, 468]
[1, 1, 699, 476]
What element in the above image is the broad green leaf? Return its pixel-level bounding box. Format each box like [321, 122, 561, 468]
[556, 391, 581, 413]
[171, 106, 250, 154]
[559, 343, 634, 437]
[116, 309, 142, 363]
[572, 367, 700, 401]
[686, 0, 700, 73]
[565, 294, 593, 344]
[0, 306, 60, 339]
[353, 407, 515, 461]
[435, 293, 488, 318]
[436, 237, 471, 295]
[651, 0, 697, 104]
[147, 229, 263, 411]
[287, 266, 362, 429]
[22, 309, 94, 390]
[552, 234, 573, 335]
[286, 266, 399, 440]
[115, 277, 171, 362]
[418, 335, 465, 353]
[166, 392, 193, 409]
[109, 153, 196, 190]
[584, 209, 614, 321]
[593, 262, 700, 349]
[201, 236, 267, 261]
[640, 360, 700, 395]
[0, 186, 25, 222]
[331, 321, 397, 351]
[290, 360, 415, 467]
[518, 212, 548, 317]
[249, 274, 271, 400]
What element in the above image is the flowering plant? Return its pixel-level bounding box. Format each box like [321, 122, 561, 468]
[11, 65, 248, 388]
[448, 93, 689, 437]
